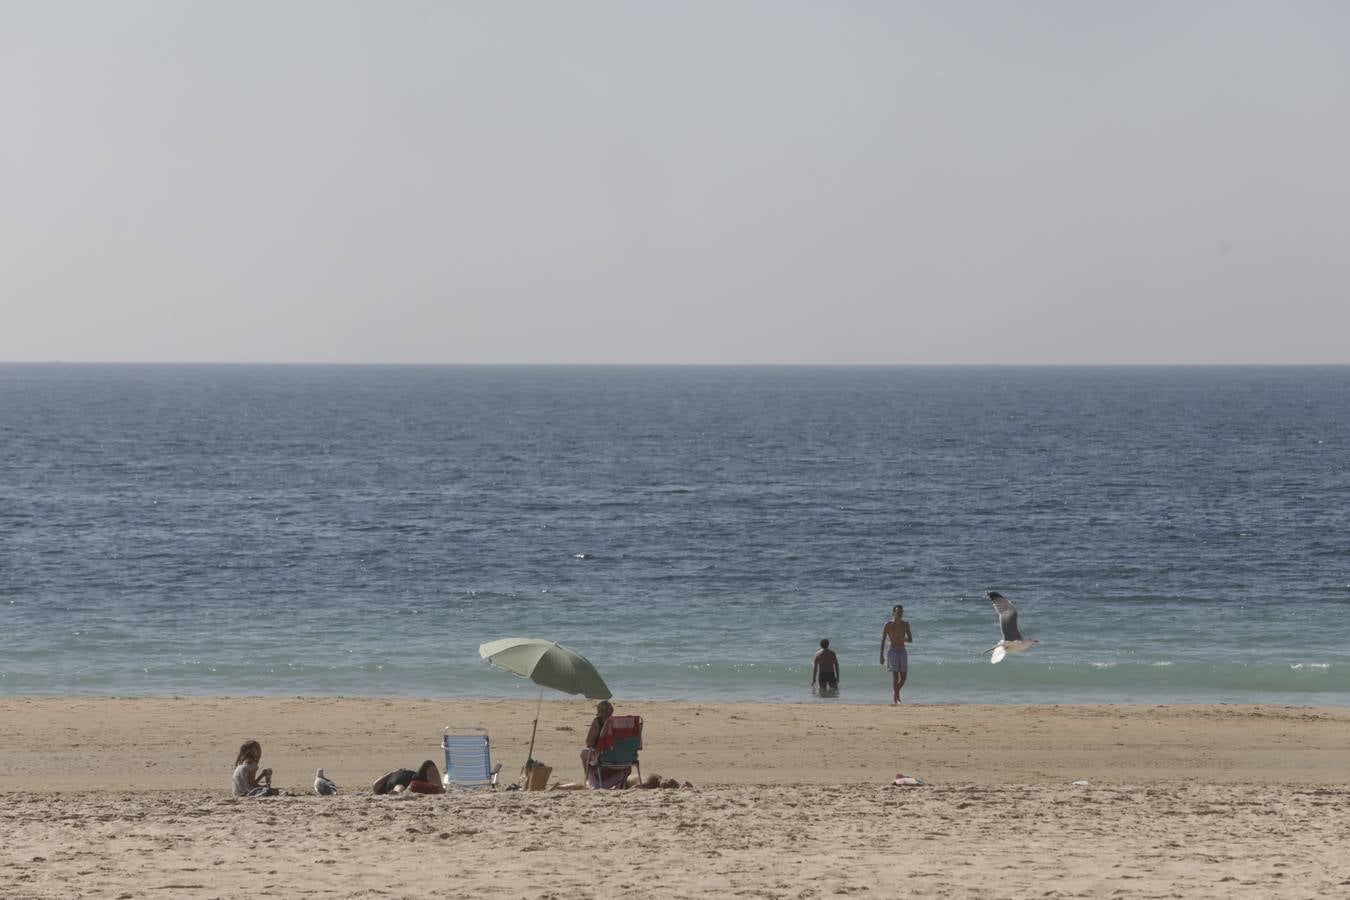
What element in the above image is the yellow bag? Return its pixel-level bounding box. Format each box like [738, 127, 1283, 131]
[523, 762, 552, 791]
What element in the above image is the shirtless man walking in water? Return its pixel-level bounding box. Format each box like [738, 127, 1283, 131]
[879, 604, 913, 704]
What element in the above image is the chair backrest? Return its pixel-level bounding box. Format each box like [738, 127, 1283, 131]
[597, 715, 642, 765]
[442, 732, 495, 790]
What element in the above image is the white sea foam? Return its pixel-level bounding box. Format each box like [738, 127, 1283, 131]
[1289, 663, 1330, 671]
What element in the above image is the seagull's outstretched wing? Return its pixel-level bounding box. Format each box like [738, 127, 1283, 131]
[987, 591, 1023, 641]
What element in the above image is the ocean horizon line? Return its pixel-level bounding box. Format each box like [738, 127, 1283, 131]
[4, 360, 1349, 369]
[3, 693, 1343, 709]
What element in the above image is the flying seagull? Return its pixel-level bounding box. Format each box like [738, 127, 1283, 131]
[314, 768, 339, 795]
[986, 591, 1039, 663]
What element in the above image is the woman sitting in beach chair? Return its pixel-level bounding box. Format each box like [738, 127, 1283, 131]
[579, 701, 619, 788]
[559, 703, 689, 790]
[579, 701, 644, 789]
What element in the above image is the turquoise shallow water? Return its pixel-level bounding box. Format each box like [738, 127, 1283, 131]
[2, 364, 1348, 704]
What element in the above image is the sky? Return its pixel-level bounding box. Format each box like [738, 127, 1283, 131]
[2, 1, 1348, 364]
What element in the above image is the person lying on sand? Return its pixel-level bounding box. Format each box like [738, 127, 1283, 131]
[371, 760, 445, 794]
[553, 772, 694, 790]
[232, 740, 279, 797]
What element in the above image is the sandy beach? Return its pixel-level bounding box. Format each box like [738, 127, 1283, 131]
[2, 699, 1348, 898]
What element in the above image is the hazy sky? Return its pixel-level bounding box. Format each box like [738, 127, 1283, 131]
[3, 1, 1348, 364]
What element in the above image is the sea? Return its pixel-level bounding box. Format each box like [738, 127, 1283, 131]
[2, 364, 1347, 706]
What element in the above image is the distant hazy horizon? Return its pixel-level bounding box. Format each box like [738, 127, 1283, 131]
[6, 361, 1349, 370]
[5, 2, 1348, 365]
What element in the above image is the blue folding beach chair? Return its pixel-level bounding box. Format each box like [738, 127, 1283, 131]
[441, 728, 503, 791]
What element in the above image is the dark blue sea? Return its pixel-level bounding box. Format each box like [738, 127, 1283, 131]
[2, 364, 1347, 704]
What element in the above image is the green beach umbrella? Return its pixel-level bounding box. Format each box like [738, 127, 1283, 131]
[478, 637, 612, 777]
[479, 637, 613, 700]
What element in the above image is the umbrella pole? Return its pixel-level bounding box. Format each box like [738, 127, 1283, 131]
[523, 686, 543, 777]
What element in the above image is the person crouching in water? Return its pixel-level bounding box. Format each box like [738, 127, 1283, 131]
[812, 638, 840, 695]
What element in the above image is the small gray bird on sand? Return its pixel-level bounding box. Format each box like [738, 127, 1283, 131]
[314, 768, 339, 795]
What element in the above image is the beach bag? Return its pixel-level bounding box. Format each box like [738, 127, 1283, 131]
[523, 760, 552, 791]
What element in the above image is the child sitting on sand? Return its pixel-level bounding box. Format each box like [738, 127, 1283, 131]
[232, 740, 279, 797]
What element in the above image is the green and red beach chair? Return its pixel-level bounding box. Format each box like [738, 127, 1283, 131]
[594, 714, 643, 789]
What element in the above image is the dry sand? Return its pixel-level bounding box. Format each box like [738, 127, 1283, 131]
[2, 698, 1348, 898]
